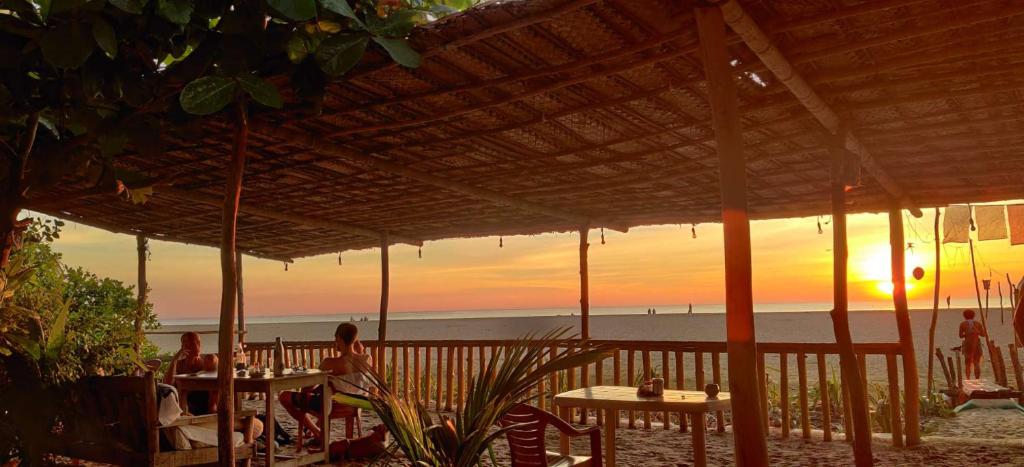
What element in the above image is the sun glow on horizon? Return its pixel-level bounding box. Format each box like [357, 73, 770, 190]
[855, 243, 924, 298]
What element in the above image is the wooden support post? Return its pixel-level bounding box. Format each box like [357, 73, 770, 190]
[695, 6, 768, 464]
[969, 239, 999, 380]
[677, 351, 687, 433]
[1009, 344, 1024, 401]
[627, 349, 636, 428]
[927, 208, 940, 396]
[817, 353, 833, 442]
[235, 251, 244, 347]
[135, 235, 148, 353]
[378, 234, 390, 375]
[579, 225, 590, 340]
[662, 350, 670, 430]
[713, 352, 725, 432]
[889, 207, 921, 446]
[216, 102, 248, 464]
[830, 134, 874, 465]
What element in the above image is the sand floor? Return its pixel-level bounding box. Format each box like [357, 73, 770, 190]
[248, 400, 1024, 467]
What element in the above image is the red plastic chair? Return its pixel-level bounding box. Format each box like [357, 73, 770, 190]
[499, 404, 602, 467]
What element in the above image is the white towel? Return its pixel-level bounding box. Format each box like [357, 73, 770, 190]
[943, 205, 971, 244]
[1008, 204, 1024, 245]
[975, 205, 1007, 241]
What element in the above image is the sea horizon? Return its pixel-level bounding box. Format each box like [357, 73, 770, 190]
[158, 298, 992, 326]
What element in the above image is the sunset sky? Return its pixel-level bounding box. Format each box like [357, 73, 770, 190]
[36, 204, 1024, 321]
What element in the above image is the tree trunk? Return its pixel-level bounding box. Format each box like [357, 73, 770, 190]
[217, 103, 248, 465]
[829, 139, 874, 466]
[236, 251, 245, 347]
[889, 208, 920, 446]
[135, 235, 148, 354]
[927, 208, 941, 396]
[579, 225, 590, 340]
[695, 7, 768, 465]
[0, 113, 39, 271]
[377, 233, 390, 375]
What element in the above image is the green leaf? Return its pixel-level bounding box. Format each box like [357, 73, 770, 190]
[315, 33, 368, 76]
[35, 0, 53, 22]
[157, 0, 194, 25]
[109, 0, 148, 14]
[320, 0, 360, 23]
[238, 74, 283, 109]
[179, 76, 237, 115]
[267, 0, 316, 21]
[372, 36, 420, 68]
[46, 301, 69, 353]
[287, 32, 319, 64]
[40, 22, 94, 69]
[377, 9, 419, 37]
[92, 18, 117, 58]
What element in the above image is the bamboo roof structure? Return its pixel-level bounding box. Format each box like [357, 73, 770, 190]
[29, 0, 1024, 261]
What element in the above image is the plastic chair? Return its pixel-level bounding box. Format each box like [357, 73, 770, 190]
[499, 403, 602, 467]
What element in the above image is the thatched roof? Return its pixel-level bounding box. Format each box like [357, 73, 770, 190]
[30, 0, 1024, 261]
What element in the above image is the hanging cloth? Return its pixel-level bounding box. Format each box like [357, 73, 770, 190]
[975, 205, 1008, 241]
[1007, 204, 1024, 245]
[943, 205, 971, 244]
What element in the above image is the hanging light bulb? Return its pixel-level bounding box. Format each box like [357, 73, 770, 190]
[691, 224, 697, 239]
[817, 216, 823, 235]
[337, 252, 342, 265]
[284, 262, 289, 271]
[600, 228, 606, 245]
[418, 247, 422, 259]
[499, 236, 503, 248]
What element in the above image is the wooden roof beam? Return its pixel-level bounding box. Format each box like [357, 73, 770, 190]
[718, 0, 923, 218]
[157, 186, 424, 247]
[252, 124, 630, 233]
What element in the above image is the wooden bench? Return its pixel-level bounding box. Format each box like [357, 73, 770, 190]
[45, 372, 256, 466]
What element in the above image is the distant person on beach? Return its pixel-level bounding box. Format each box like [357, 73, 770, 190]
[280, 323, 372, 444]
[688, 303, 693, 315]
[959, 309, 987, 379]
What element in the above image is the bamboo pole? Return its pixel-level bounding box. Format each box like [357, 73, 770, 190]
[780, 353, 790, 439]
[135, 235, 148, 353]
[695, 7, 768, 464]
[829, 134, 874, 465]
[969, 238, 999, 379]
[216, 102, 248, 465]
[579, 226, 590, 340]
[817, 353, 833, 442]
[378, 234, 390, 375]
[927, 208, 940, 396]
[888, 207, 920, 446]
[797, 353, 810, 439]
[885, 355, 904, 448]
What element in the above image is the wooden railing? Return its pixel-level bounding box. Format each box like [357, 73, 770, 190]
[244, 339, 910, 446]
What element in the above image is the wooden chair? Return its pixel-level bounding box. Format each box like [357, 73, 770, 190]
[499, 404, 602, 467]
[294, 401, 361, 451]
[46, 372, 257, 466]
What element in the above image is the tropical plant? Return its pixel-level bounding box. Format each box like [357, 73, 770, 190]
[0, 0, 479, 270]
[364, 331, 610, 467]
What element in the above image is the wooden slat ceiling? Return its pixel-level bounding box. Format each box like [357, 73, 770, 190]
[33, 0, 1024, 260]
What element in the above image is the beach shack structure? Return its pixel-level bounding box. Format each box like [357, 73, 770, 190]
[19, 0, 1024, 464]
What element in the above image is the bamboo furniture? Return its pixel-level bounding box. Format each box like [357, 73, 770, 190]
[554, 386, 731, 467]
[45, 372, 257, 466]
[173, 369, 329, 467]
[500, 403, 603, 467]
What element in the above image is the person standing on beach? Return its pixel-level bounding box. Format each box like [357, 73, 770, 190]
[959, 309, 987, 380]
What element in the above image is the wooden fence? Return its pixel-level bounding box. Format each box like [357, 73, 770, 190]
[244, 339, 911, 446]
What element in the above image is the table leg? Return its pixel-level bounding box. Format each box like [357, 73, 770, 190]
[692, 412, 706, 467]
[603, 408, 616, 467]
[558, 405, 570, 455]
[321, 383, 331, 461]
[265, 392, 276, 467]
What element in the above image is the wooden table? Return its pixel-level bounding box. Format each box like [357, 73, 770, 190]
[554, 386, 731, 467]
[174, 369, 330, 467]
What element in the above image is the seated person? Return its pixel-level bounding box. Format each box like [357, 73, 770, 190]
[279, 323, 371, 443]
[165, 332, 263, 438]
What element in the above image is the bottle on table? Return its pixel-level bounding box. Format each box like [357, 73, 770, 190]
[273, 337, 285, 376]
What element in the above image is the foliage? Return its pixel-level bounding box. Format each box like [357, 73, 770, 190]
[365, 330, 610, 467]
[0, 219, 158, 464]
[0, 0, 477, 261]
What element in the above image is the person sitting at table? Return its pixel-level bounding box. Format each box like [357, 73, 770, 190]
[279, 323, 371, 444]
[165, 331, 265, 440]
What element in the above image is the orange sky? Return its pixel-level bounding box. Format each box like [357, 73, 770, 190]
[37, 204, 1024, 320]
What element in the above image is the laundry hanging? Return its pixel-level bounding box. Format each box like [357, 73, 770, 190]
[943, 205, 971, 244]
[1008, 204, 1024, 246]
[975, 205, 1008, 241]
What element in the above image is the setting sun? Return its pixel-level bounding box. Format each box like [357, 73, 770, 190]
[855, 244, 923, 297]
